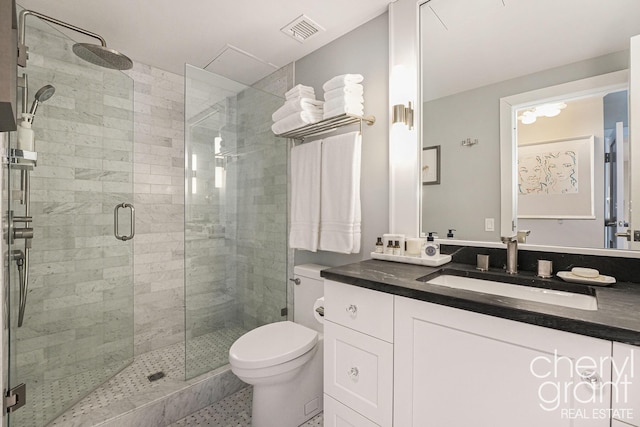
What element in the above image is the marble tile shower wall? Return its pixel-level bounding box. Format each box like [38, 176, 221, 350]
[233, 72, 291, 329]
[15, 27, 135, 388]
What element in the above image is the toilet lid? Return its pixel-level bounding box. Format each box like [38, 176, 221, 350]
[229, 321, 318, 369]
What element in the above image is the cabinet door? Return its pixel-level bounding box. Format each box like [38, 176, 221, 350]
[324, 394, 381, 427]
[325, 320, 393, 426]
[394, 296, 612, 427]
[612, 342, 640, 426]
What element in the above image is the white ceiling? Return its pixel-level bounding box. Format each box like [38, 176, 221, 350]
[421, 0, 640, 101]
[16, 0, 391, 82]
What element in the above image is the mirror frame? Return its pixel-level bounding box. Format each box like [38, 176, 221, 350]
[389, 0, 640, 253]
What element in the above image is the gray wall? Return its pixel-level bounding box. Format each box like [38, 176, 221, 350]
[293, 12, 389, 268]
[422, 50, 629, 243]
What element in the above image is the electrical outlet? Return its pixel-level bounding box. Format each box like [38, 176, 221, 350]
[485, 218, 495, 232]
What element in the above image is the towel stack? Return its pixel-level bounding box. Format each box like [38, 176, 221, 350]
[322, 74, 364, 120]
[271, 84, 324, 135]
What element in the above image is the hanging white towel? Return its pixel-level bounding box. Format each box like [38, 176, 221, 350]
[272, 98, 324, 122]
[289, 140, 322, 252]
[324, 84, 364, 100]
[319, 131, 362, 254]
[271, 111, 322, 135]
[322, 74, 364, 92]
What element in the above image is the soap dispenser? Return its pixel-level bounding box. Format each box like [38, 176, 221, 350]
[447, 229, 456, 239]
[421, 232, 440, 258]
[16, 113, 35, 152]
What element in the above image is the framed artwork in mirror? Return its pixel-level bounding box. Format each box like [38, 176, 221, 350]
[517, 136, 595, 218]
[422, 145, 440, 185]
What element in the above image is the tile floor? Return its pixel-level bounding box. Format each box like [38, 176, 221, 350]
[170, 386, 323, 427]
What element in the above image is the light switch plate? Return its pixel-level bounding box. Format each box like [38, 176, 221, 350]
[485, 218, 495, 232]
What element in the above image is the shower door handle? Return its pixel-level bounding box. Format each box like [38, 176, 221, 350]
[114, 203, 135, 241]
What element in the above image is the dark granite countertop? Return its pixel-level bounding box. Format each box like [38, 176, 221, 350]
[320, 259, 640, 346]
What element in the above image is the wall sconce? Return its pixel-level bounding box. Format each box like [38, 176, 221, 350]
[392, 101, 414, 129]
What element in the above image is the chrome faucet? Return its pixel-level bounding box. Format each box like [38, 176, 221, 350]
[501, 235, 518, 274]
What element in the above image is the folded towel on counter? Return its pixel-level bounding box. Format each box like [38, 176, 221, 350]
[289, 140, 322, 252]
[324, 96, 364, 112]
[319, 131, 362, 254]
[323, 105, 364, 120]
[272, 98, 324, 122]
[285, 84, 315, 100]
[322, 74, 364, 92]
[324, 84, 364, 100]
[272, 110, 322, 135]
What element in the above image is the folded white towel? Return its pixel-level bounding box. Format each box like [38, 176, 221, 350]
[285, 84, 315, 99]
[272, 98, 324, 122]
[324, 84, 364, 100]
[289, 140, 322, 252]
[322, 74, 364, 92]
[323, 105, 364, 120]
[324, 96, 364, 112]
[271, 111, 322, 135]
[319, 131, 362, 254]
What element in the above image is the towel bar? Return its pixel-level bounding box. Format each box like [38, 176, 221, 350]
[274, 113, 375, 141]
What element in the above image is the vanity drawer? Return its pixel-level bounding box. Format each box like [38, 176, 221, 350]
[324, 394, 381, 427]
[324, 279, 394, 342]
[324, 320, 393, 426]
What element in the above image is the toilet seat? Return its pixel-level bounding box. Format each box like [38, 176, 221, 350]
[229, 321, 318, 369]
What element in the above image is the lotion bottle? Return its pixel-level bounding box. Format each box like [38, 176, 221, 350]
[375, 237, 384, 253]
[384, 240, 394, 255]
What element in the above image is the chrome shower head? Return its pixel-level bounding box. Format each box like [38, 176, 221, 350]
[72, 43, 133, 70]
[29, 84, 56, 116]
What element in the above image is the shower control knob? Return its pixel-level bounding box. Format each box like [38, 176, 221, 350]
[13, 227, 33, 240]
[346, 304, 358, 317]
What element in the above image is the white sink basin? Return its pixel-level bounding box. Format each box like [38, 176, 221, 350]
[426, 275, 597, 311]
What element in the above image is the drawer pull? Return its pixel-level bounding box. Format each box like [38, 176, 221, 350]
[579, 370, 601, 390]
[346, 304, 358, 317]
[347, 366, 359, 382]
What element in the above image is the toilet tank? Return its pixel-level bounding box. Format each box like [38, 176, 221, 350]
[293, 264, 327, 332]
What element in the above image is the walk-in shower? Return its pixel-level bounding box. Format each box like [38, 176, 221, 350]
[5, 6, 289, 427]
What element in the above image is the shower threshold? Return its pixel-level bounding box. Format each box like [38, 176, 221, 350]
[16, 326, 247, 427]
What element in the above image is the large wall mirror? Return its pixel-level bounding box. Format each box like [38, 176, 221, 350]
[420, 0, 640, 251]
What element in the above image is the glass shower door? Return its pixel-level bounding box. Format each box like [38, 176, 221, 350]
[6, 14, 135, 427]
[184, 64, 288, 379]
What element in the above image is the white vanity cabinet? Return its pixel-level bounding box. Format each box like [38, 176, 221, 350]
[394, 295, 612, 427]
[612, 342, 640, 426]
[323, 280, 394, 427]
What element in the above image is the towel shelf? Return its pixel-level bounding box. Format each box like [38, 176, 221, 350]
[275, 113, 375, 140]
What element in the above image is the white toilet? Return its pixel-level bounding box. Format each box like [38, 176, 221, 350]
[229, 264, 326, 427]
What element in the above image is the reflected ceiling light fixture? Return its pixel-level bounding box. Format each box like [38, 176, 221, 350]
[518, 102, 567, 124]
[392, 101, 414, 129]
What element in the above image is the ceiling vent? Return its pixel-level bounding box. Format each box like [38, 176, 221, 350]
[280, 14, 324, 43]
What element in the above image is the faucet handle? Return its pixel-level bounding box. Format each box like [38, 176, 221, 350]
[500, 235, 517, 243]
[517, 230, 531, 243]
